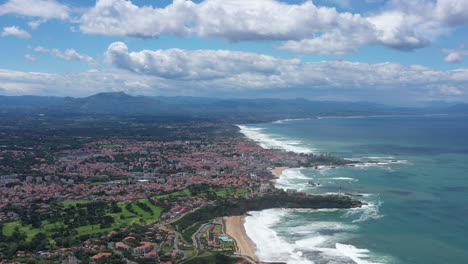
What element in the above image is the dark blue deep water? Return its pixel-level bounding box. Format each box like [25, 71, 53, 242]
[240, 115, 468, 264]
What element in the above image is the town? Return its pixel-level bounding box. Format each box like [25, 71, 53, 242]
[0, 118, 357, 264]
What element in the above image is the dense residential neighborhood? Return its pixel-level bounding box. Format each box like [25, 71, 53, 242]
[0, 118, 356, 264]
[0, 136, 337, 212]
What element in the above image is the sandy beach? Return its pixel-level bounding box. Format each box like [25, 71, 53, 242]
[270, 166, 289, 181]
[222, 168, 288, 262]
[224, 216, 259, 262]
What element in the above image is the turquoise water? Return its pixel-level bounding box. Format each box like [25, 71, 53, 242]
[240, 115, 468, 264]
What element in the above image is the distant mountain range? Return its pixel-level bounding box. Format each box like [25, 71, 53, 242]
[0, 92, 466, 119]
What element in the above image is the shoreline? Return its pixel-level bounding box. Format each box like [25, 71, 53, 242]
[237, 124, 363, 264]
[224, 166, 289, 262]
[224, 215, 259, 262]
[270, 167, 289, 182]
[223, 167, 288, 263]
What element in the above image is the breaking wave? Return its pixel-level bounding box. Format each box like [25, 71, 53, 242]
[237, 125, 317, 154]
[237, 123, 397, 263]
[245, 209, 385, 264]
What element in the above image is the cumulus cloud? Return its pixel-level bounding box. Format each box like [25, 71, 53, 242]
[0, 68, 163, 97]
[28, 19, 46, 29]
[278, 31, 374, 56]
[0, 61, 466, 104]
[24, 54, 37, 61]
[2, 0, 467, 55]
[1, 26, 31, 39]
[103, 43, 468, 94]
[0, 0, 70, 20]
[104, 42, 299, 79]
[441, 46, 468, 64]
[5, 43, 467, 104]
[434, 0, 468, 27]
[81, 0, 380, 55]
[33, 46, 96, 65]
[78, 0, 468, 56]
[444, 52, 464, 63]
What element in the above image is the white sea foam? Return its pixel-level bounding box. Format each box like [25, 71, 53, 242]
[330, 177, 358, 181]
[244, 209, 311, 263]
[344, 200, 384, 223]
[280, 168, 309, 180]
[365, 156, 396, 159]
[275, 168, 310, 190]
[361, 156, 409, 165]
[348, 156, 409, 167]
[289, 208, 342, 213]
[273, 118, 310, 124]
[336, 243, 382, 264]
[350, 159, 409, 170]
[237, 125, 317, 153]
[295, 221, 358, 233]
[238, 123, 390, 263]
[245, 208, 383, 264]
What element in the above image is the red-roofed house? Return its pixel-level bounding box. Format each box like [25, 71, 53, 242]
[91, 252, 112, 260]
[116, 242, 131, 251]
[133, 241, 153, 255]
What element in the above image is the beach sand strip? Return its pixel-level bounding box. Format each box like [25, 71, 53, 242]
[224, 215, 259, 262]
[270, 166, 289, 180]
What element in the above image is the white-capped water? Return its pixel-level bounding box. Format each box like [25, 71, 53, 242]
[245, 209, 383, 264]
[330, 177, 358, 181]
[239, 116, 468, 264]
[273, 118, 311, 124]
[237, 125, 317, 153]
[239, 123, 395, 263]
[344, 200, 384, 223]
[335, 243, 382, 264]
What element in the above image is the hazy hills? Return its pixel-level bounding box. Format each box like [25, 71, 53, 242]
[0, 92, 466, 120]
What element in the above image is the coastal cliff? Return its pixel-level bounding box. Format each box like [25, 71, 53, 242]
[174, 193, 362, 234]
[225, 193, 362, 215]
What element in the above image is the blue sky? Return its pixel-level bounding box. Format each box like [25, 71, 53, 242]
[0, 0, 468, 105]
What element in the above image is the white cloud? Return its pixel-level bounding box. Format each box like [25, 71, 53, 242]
[444, 52, 463, 63]
[4, 43, 466, 104]
[277, 30, 374, 56]
[441, 46, 468, 64]
[434, 0, 468, 27]
[105, 42, 299, 79]
[1, 26, 31, 39]
[24, 54, 37, 61]
[438, 84, 463, 95]
[0, 0, 70, 20]
[80, 0, 373, 44]
[28, 20, 46, 29]
[0, 62, 465, 104]
[78, 0, 468, 56]
[0, 58, 468, 104]
[104, 43, 468, 91]
[33, 46, 97, 65]
[0, 68, 162, 97]
[2, 0, 467, 55]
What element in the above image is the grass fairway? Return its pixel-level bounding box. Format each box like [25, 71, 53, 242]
[155, 187, 249, 199]
[71, 199, 163, 237]
[211, 188, 249, 198]
[2, 221, 38, 238]
[1, 199, 163, 242]
[155, 189, 191, 199]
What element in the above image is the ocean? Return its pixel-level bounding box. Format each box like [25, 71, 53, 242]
[238, 115, 468, 264]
